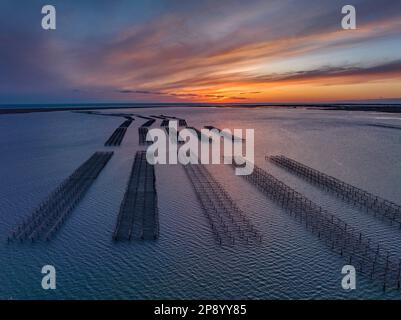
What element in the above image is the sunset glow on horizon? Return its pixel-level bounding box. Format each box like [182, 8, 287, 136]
[1, 0, 401, 104]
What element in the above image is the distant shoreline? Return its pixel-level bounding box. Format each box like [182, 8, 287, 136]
[1, 103, 401, 115]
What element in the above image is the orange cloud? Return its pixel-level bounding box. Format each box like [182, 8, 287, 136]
[57, 7, 401, 103]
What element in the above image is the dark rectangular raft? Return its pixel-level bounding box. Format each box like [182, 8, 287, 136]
[184, 164, 262, 245]
[105, 119, 133, 146]
[9, 152, 114, 242]
[269, 155, 401, 228]
[235, 162, 401, 291]
[113, 151, 159, 241]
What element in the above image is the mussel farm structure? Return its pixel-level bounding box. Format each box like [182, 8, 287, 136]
[9, 152, 114, 242]
[105, 118, 133, 146]
[113, 151, 159, 241]
[138, 118, 156, 145]
[269, 155, 401, 228]
[234, 162, 401, 291]
[184, 164, 262, 245]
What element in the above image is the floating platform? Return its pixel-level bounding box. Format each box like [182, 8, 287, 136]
[235, 162, 401, 291]
[113, 151, 159, 241]
[105, 119, 133, 146]
[184, 164, 262, 245]
[269, 155, 401, 228]
[9, 152, 114, 242]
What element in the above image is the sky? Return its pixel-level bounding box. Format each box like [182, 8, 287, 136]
[1, 0, 401, 104]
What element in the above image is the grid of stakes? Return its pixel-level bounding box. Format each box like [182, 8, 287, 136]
[161, 118, 188, 129]
[113, 151, 159, 241]
[184, 164, 262, 245]
[178, 119, 188, 127]
[104, 118, 133, 146]
[161, 119, 170, 127]
[135, 115, 154, 120]
[269, 155, 401, 228]
[164, 126, 185, 145]
[203, 126, 244, 141]
[9, 152, 114, 242]
[171, 117, 188, 127]
[204, 126, 231, 141]
[151, 115, 167, 120]
[234, 162, 401, 291]
[160, 115, 188, 127]
[138, 118, 156, 145]
[186, 126, 212, 141]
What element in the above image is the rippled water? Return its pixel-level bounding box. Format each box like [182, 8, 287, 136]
[0, 106, 401, 299]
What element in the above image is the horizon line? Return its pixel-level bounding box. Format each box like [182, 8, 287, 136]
[2, 100, 401, 109]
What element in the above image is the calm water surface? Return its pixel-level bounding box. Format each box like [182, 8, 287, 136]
[0, 107, 401, 299]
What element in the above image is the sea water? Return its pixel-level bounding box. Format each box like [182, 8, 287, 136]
[0, 106, 401, 299]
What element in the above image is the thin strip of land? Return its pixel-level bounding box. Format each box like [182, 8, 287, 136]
[1, 103, 401, 115]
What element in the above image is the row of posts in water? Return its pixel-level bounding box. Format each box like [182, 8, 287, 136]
[12, 109, 401, 292]
[139, 116, 188, 145]
[104, 118, 133, 146]
[184, 164, 262, 245]
[8, 152, 114, 242]
[269, 155, 401, 228]
[8, 113, 197, 243]
[113, 151, 159, 241]
[235, 162, 401, 291]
